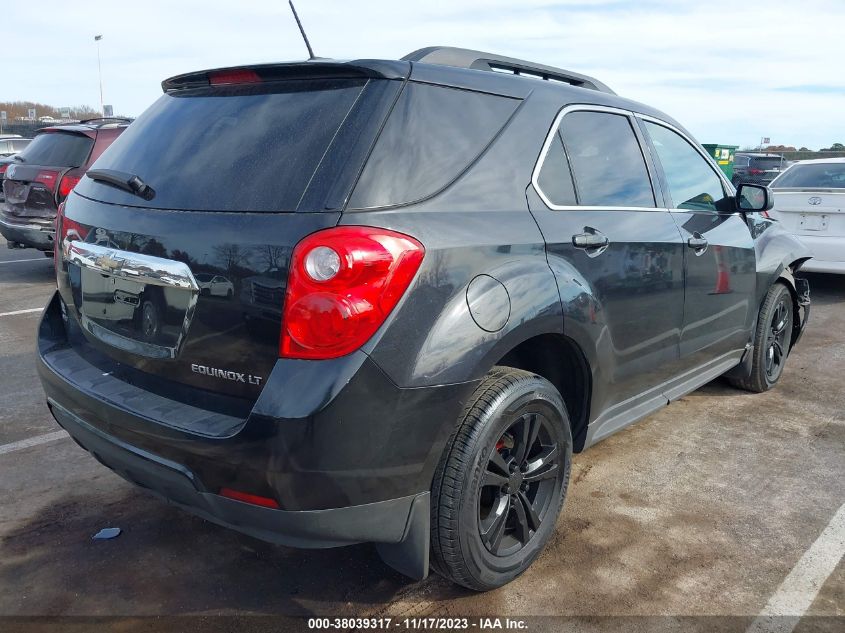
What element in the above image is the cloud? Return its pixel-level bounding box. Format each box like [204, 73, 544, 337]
[3, 0, 843, 149]
[775, 85, 845, 95]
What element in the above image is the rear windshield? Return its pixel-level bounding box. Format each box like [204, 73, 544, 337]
[750, 157, 783, 169]
[773, 163, 845, 188]
[77, 78, 368, 212]
[16, 131, 93, 167]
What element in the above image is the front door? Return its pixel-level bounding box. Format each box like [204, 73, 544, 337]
[639, 118, 757, 375]
[528, 106, 686, 431]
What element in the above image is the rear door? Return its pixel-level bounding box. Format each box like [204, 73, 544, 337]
[639, 117, 756, 374]
[57, 71, 402, 402]
[528, 105, 686, 426]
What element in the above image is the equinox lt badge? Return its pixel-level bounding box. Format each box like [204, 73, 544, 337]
[191, 363, 263, 386]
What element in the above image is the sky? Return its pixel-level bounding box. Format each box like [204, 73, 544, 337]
[3, 0, 844, 150]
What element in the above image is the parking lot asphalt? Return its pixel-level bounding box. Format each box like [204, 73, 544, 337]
[0, 242, 842, 631]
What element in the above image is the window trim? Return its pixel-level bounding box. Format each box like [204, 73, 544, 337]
[531, 104, 664, 212]
[634, 113, 736, 213]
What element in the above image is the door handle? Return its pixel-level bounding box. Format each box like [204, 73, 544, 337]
[573, 232, 609, 249]
[687, 234, 708, 251]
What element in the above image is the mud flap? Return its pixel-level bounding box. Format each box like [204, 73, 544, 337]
[376, 492, 430, 581]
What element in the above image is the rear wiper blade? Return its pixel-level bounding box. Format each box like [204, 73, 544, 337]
[12, 155, 25, 162]
[86, 168, 155, 201]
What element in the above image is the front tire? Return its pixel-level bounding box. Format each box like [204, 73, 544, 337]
[730, 283, 794, 393]
[430, 367, 572, 591]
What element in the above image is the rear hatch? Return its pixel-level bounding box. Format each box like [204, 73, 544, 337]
[748, 156, 786, 183]
[2, 130, 93, 225]
[771, 163, 845, 257]
[56, 63, 405, 403]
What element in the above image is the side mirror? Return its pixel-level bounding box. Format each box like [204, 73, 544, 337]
[736, 183, 774, 212]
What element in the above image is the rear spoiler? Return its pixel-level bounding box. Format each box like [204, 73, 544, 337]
[162, 60, 410, 92]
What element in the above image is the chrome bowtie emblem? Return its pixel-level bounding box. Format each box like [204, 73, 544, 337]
[93, 252, 124, 271]
[808, 196, 822, 206]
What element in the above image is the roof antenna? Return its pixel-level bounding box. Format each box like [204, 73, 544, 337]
[288, 1, 316, 60]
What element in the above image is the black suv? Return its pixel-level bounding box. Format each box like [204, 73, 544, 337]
[733, 152, 788, 186]
[37, 48, 811, 590]
[0, 119, 129, 252]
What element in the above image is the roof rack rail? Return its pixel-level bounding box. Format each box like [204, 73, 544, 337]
[402, 46, 615, 95]
[78, 116, 134, 125]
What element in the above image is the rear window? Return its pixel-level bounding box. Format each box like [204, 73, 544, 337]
[16, 131, 93, 167]
[772, 163, 845, 189]
[348, 82, 520, 209]
[750, 157, 783, 169]
[78, 78, 369, 212]
[560, 111, 655, 207]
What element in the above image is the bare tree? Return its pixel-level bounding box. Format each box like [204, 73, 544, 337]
[214, 243, 249, 271]
[253, 245, 289, 271]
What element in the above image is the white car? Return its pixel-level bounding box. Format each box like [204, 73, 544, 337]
[769, 157, 845, 274]
[195, 273, 234, 298]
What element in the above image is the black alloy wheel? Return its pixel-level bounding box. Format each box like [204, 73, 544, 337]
[478, 412, 560, 556]
[729, 282, 794, 393]
[430, 367, 572, 591]
[765, 297, 790, 382]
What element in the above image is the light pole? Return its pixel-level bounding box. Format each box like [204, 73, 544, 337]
[94, 34, 104, 116]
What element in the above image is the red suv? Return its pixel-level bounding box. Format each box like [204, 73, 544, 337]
[0, 118, 130, 253]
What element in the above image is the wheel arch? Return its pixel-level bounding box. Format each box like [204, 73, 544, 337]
[492, 333, 593, 452]
[777, 258, 811, 352]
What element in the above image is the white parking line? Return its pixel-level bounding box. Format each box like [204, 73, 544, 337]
[0, 430, 69, 456]
[0, 257, 45, 264]
[746, 501, 845, 633]
[0, 307, 42, 317]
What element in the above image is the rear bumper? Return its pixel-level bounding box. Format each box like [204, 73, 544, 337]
[801, 260, 845, 274]
[792, 234, 844, 274]
[36, 291, 475, 553]
[48, 397, 424, 549]
[0, 213, 55, 250]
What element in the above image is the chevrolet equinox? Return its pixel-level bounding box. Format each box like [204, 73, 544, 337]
[37, 47, 811, 590]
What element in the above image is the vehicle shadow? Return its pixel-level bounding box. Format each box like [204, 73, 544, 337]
[0, 486, 420, 617]
[801, 272, 845, 306]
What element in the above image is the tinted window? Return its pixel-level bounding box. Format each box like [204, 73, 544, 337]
[560, 111, 655, 207]
[772, 163, 845, 189]
[750, 157, 783, 170]
[79, 79, 367, 211]
[349, 82, 520, 209]
[536, 132, 577, 206]
[16, 131, 93, 167]
[644, 122, 727, 212]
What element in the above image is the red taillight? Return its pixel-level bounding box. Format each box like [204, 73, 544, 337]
[55, 201, 88, 270]
[748, 168, 764, 176]
[209, 69, 262, 85]
[0, 163, 8, 177]
[57, 174, 81, 201]
[34, 169, 60, 192]
[280, 226, 425, 360]
[54, 202, 65, 271]
[218, 487, 280, 509]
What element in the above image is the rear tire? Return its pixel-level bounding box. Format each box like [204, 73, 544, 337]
[430, 367, 572, 591]
[730, 283, 794, 393]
